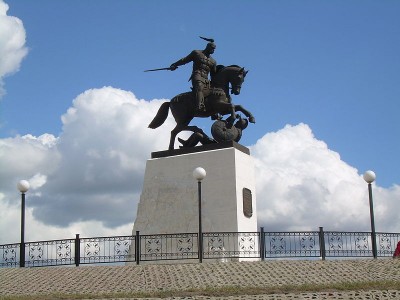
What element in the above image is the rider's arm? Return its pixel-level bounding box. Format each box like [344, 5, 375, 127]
[170, 50, 195, 69]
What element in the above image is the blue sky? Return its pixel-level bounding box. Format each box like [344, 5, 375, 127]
[1, 0, 399, 243]
[3, 1, 399, 187]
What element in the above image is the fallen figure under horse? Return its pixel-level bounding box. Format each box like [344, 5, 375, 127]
[148, 65, 255, 150]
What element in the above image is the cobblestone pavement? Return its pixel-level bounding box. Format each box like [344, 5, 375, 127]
[92, 290, 400, 299]
[0, 259, 399, 299]
[94, 291, 400, 300]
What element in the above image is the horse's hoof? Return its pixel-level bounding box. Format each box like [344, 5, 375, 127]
[249, 117, 256, 123]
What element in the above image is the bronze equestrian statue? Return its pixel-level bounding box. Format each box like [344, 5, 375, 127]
[146, 37, 255, 150]
[148, 65, 255, 150]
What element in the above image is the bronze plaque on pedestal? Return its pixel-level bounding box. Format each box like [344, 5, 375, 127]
[243, 188, 253, 218]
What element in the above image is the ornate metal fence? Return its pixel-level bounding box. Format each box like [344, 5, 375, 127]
[203, 232, 260, 260]
[377, 232, 400, 257]
[80, 235, 135, 265]
[140, 233, 198, 261]
[25, 238, 75, 267]
[324, 231, 373, 257]
[263, 231, 321, 258]
[0, 243, 20, 267]
[1, 228, 399, 268]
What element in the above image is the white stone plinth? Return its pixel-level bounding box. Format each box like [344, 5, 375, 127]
[131, 143, 258, 262]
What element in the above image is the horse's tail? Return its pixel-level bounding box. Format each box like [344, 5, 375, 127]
[148, 102, 170, 129]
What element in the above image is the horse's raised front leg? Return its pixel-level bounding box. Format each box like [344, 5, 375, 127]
[234, 104, 255, 123]
[213, 102, 237, 125]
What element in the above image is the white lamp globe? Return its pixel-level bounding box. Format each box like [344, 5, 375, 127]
[193, 167, 206, 181]
[17, 180, 30, 193]
[363, 170, 376, 184]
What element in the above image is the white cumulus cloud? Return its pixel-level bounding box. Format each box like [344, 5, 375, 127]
[0, 87, 399, 245]
[251, 123, 400, 232]
[0, 86, 175, 243]
[0, 0, 28, 97]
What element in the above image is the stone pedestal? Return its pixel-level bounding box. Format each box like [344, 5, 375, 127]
[131, 142, 258, 262]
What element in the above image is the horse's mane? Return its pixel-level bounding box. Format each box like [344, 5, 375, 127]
[215, 64, 241, 74]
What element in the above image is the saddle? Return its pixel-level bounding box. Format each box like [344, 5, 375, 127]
[173, 87, 228, 105]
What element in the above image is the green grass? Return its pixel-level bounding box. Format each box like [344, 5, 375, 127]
[1, 280, 400, 300]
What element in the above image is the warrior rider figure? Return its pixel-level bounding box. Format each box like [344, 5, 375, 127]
[170, 37, 217, 112]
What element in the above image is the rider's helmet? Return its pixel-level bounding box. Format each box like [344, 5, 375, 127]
[200, 36, 216, 53]
[205, 42, 216, 53]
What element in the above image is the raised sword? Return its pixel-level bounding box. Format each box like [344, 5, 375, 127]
[144, 67, 174, 72]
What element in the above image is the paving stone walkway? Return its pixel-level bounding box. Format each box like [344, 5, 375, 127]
[0, 259, 399, 299]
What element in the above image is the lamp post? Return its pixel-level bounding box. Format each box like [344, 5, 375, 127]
[363, 170, 377, 259]
[17, 180, 30, 267]
[193, 167, 206, 263]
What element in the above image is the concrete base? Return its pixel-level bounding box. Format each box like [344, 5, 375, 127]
[131, 143, 258, 262]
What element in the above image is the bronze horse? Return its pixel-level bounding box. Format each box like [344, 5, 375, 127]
[148, 65, 255, 150]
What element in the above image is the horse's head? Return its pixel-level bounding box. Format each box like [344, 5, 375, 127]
[230, 66, 249, 96]
[211, 65, 249, 97]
